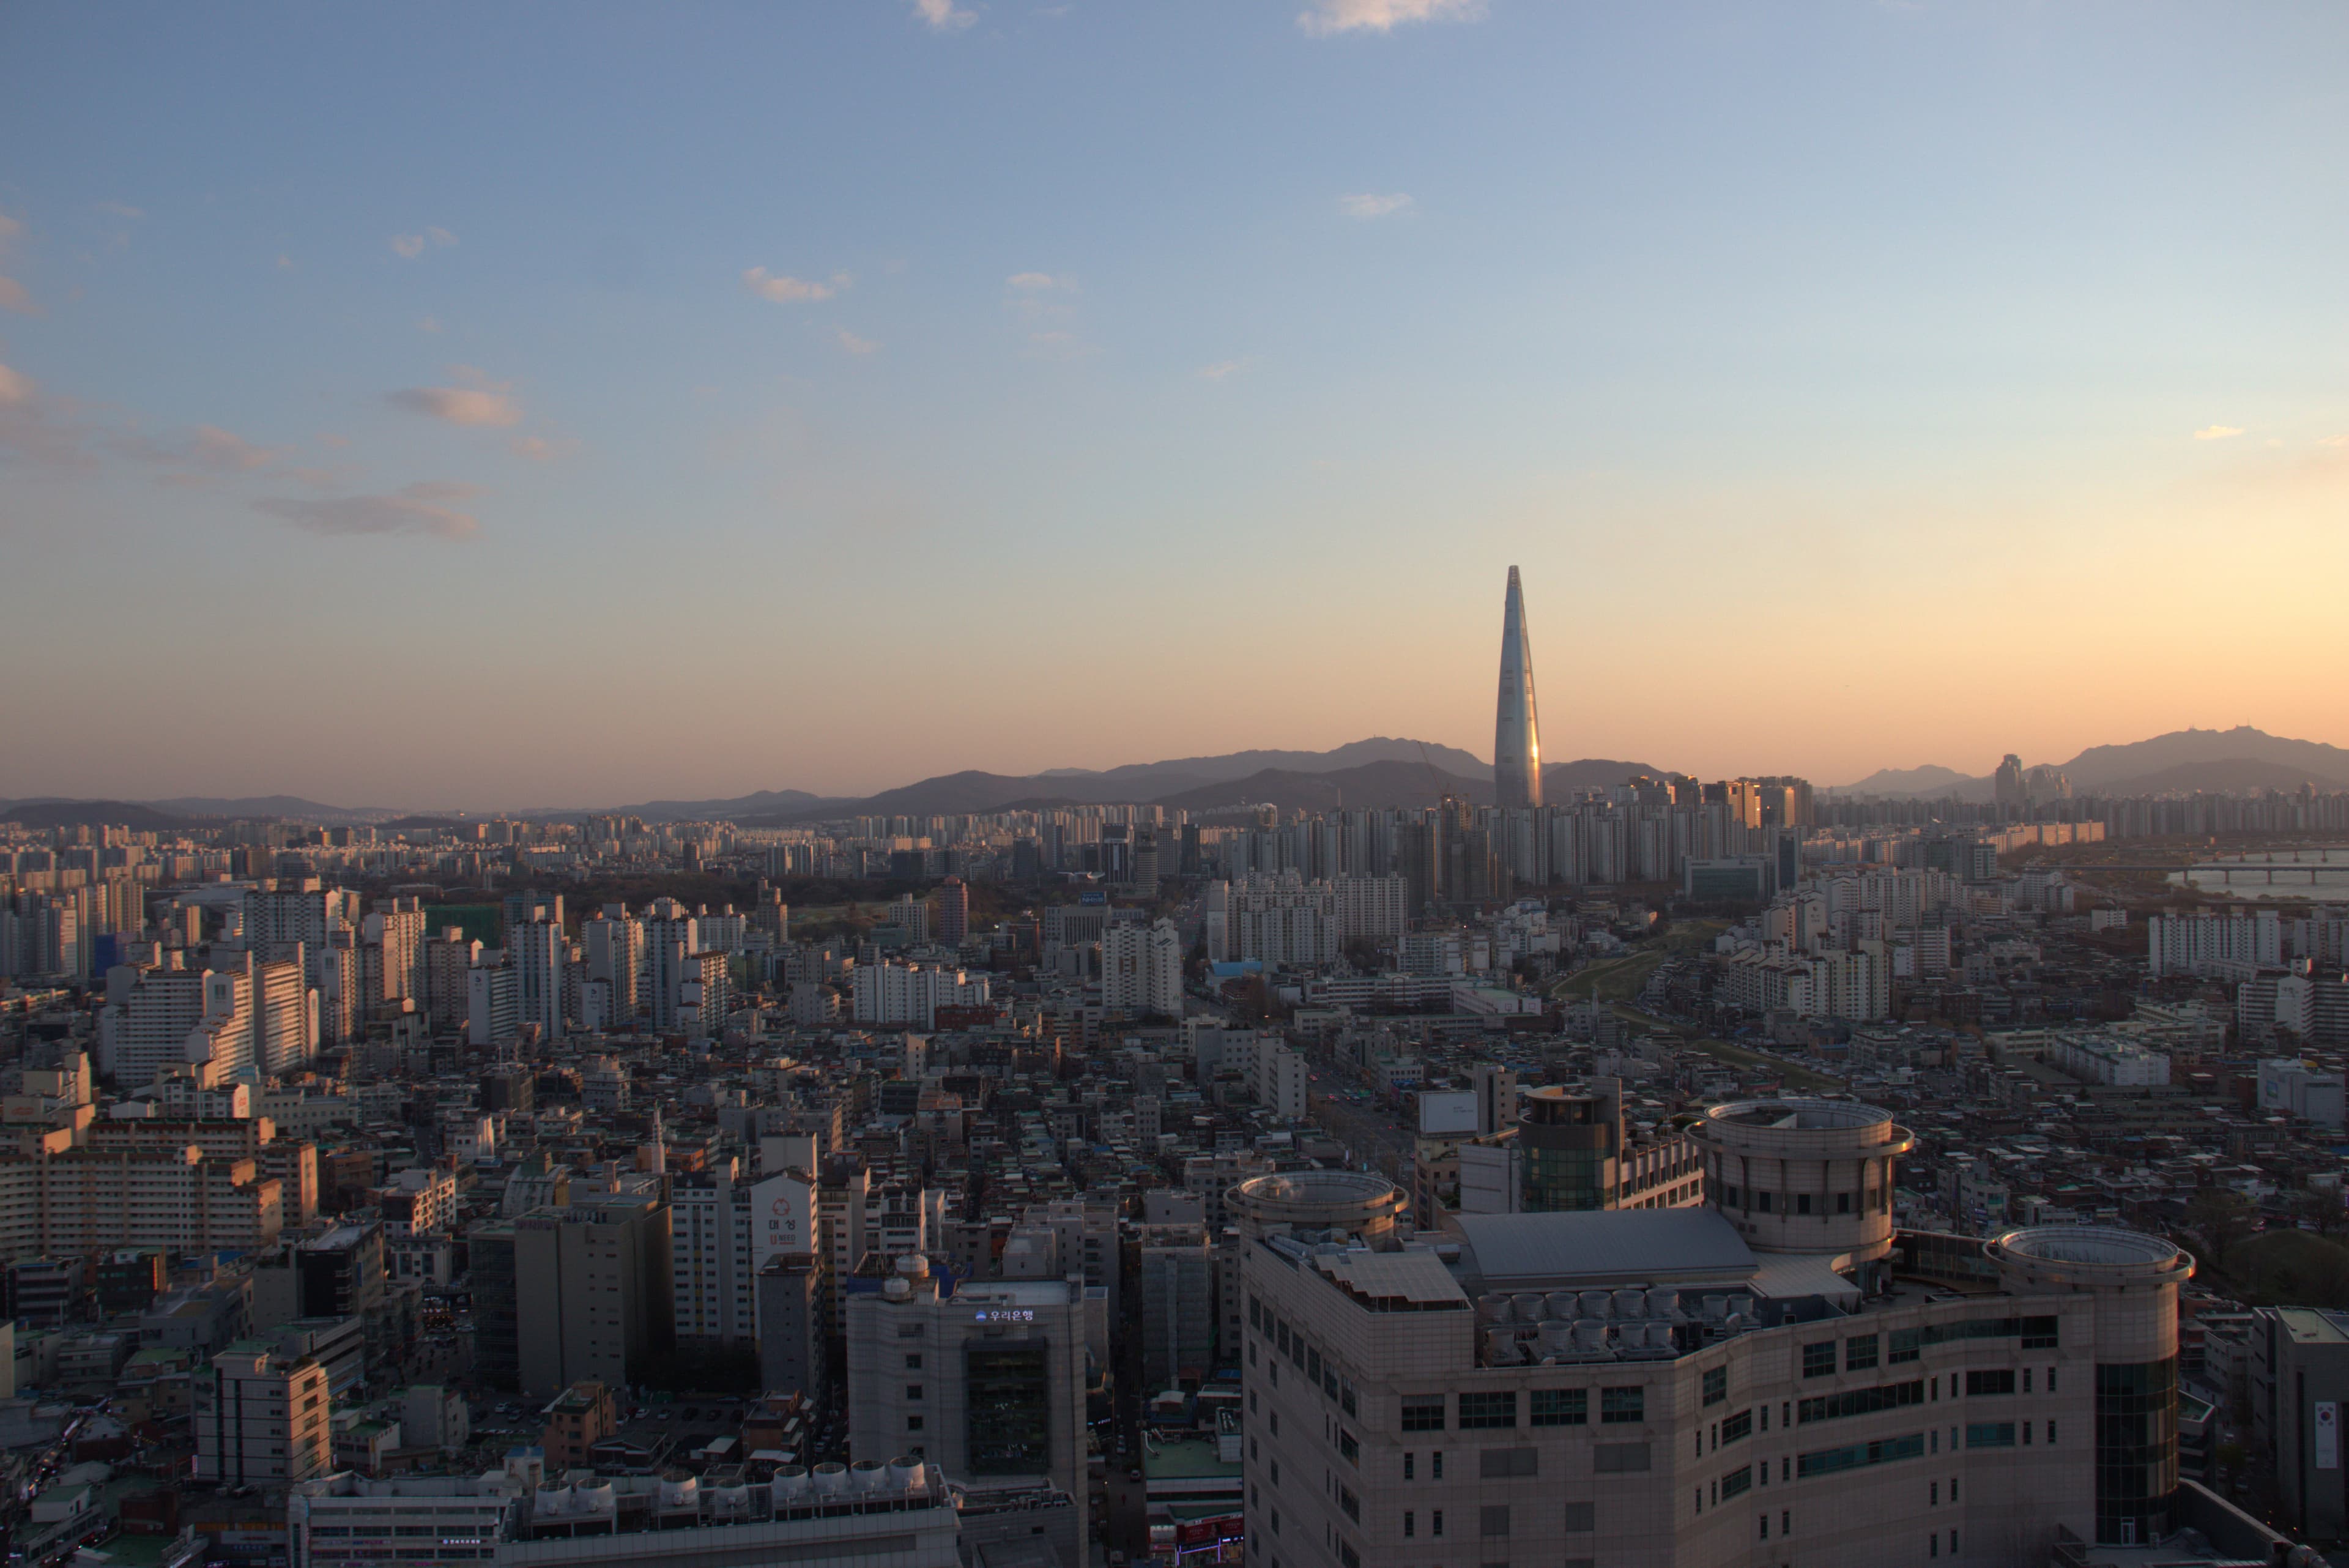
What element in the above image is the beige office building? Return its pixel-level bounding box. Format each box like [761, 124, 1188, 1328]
[1244, 1098, 2194, 1567]
[513, 1191, 674, 1400]
[196, 1340, 332, 1486]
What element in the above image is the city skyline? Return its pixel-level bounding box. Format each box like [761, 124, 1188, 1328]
[7, 719, 2349, 820]
[6, 3, 2348, 803]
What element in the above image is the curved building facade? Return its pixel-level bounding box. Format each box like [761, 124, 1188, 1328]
[1226, 1170, 1407, 1245]
[1240, 1098, 2202, 1566]
[1986, 1225, 2195, 1546]
[1694, 1097, 1915, 1263]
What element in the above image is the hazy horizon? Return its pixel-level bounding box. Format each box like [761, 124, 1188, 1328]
[6, 719, 2343, 816]
[6, 3, 2345, 807]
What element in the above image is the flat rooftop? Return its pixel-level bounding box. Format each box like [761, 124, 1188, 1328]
[1449, 1209, 1759, 1292]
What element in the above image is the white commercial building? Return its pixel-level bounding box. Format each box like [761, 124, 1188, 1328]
[1101, 918, 1184, 1017]
[2148, 909, 2284, 979]
[851, 962, 989, 1029]
[845, 1259, 1090, 1548]
[2051, 1032, 2171, 1088]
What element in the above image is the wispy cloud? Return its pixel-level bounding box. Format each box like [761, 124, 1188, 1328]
[254, 481, 483, 541]
[836, 327, 880, 356]
[1196, 357, 1254, 381]
[1007, 271, 1076, 292]
[1338, 191, 1414, 218]
[0, 362, 87, 469]
[915, 0, 978, 31]
[2193, 425, 2245, 442]
[100, 422, 292, 481]
[182, 425, 289, 471]
[276, 254, 296, 271]
[391, 227, 458, 259]
[743, 266, 842, 303]
[508, 434, 580, 462]
[0, 209, 36, 316]
[1300, 0, 1483, 36]
[388, 368, 523, 428]
[96, 201, 143, 220]
[390, 386, 522, 426]
[417, 315, 443, 335]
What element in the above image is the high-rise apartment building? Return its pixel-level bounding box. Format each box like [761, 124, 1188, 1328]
[362, 897, 428, 1005]
[505, 904, 565, 1040]
[670, 1159, 815, 1347]
[850, 962, 989, 1028]
[642, 898, 699, 1030]
[582, 905, 644, 1024]
[421, 928, 477, 1032]
[97, 961, 212, 1090]
[1100, 918, 1183, 1017]
[935, 876, 968, 946]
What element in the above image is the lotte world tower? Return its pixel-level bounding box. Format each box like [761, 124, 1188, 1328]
[1493, 565, 1542, 809]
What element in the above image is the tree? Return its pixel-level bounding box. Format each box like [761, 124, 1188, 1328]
[2184, 1187, 2257, 1270]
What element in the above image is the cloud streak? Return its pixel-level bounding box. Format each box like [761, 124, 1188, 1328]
[1299, 0, 1483, 36]
[1007, 271, 1075, 291]
[836, 328, 879, 356]
[391, 226, 458, 259]
[105, 423, 291, 472]
[2193, 425, 2245, 441]
[254, 481, 483, 541]
[508, 434, 579, 462]
[1339, 191, 1414, 218]
[914, 0, 978, 31]
[743, 267, 840, 303]
[390, 381, 524, 425]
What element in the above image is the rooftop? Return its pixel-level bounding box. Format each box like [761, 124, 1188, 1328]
[1311, 1249, 1469, 1312]
[1449, 1208, 1759, 1292]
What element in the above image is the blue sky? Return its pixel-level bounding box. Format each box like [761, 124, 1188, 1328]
[4, 1, 2345, 808]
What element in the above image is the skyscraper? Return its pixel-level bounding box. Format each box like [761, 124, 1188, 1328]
[1493, 564, 1543, 809]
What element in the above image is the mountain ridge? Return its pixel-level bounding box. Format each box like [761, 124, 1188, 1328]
[12, 726, 2342, 824]
[1825, 726, 2349, 799]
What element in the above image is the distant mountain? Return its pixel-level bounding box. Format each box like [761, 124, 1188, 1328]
[149, 794, 401, 823]
[1153, 760, 1494, 815]
[2057, 726, 2349, 790]
[1036, 737, 1491, 795]
[1542, 759, 1669, 796]
[561, 788, 839, 823]
[1825, 764, 1978, 798]
[1828, 727, 2349, 799]
[0, 798, 194, 831]
[2094, 757, 2349, 797]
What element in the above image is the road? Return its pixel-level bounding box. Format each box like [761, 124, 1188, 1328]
[1303, 1069, 1413, 1180]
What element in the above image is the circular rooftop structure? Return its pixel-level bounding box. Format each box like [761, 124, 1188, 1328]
[1227, 1170, 1406, 1242]
[1694, 1098, 1912, 1159]
[1709, 1098, 1893, 1131]
[1986, 1226, 2194, 1291]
